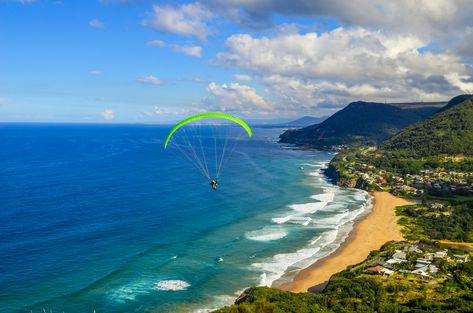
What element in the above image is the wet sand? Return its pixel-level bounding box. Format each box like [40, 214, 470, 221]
[279, 191, 414, 292]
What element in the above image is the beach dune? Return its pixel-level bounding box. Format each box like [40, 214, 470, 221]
[279, 191, 414, 292]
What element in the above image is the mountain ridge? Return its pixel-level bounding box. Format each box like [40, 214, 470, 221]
[279, 100, 445, 149]
[381, 95, 473, 157]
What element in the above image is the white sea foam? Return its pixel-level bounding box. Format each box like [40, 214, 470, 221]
[311, 191, 335, 203]
[320, 229, 340, 247]
[250, 168, 374, 288]
[154, 280, 190, 291]
[252, 246, 321, 286]
[353, 190, 369, 201]
[322, 203, 347, 211]
[246, 226, 288, 241]
[192, 294, 239, 313]
[289, 201, 327, 214]
[288, 216, 312, 226]
[272, 215, 311, 226]
[271, 215, 292, 224]
[308, 170, 322, 177]
[300, 163, 319, 167]
[313, 211, 350, 226]
[259, 272, 268, 286]
[107, 281, 151, 303]
[310, 235, 322, 245]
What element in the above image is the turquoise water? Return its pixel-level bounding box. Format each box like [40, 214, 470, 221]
[0, 124, 370, 312]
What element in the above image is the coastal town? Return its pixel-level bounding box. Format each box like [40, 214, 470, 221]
[363, 242, 470, 282]
[329, 148, 473, 197]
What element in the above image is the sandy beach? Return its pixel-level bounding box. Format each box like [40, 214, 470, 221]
[279, 191, 414, 293]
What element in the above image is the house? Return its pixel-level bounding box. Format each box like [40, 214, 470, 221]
[453, 255, 470, 263]
[366, 265, 385, 274]
[381, 268, 394, 276]
[412, 264, 438, 277]
[434, 251, 448, 259]
[384, 258, 405, 269]
[423, 253, 434, 261]
[415, 259, 432, 268]
[407, 245, 423, 254]
[392, 251, 407, 260]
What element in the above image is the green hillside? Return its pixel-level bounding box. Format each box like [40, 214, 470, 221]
[214, 242, 473, 313]
[382, 95, 473, 157]
[279, 101, 445, 149]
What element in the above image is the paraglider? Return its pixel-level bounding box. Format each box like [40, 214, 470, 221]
[210, 179, 218, 191]
[164, 112, 252, 190]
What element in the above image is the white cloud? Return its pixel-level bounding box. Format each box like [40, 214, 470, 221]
[170, 44, 202, 57]
[208, 0, 473, 40]
[445, 73, 473, 93]
[143, 2, 213, 41]
[233, 74, 252, 82]
[154, 106, 168, 115]
[215, 27, 473, 111]
[88, 69, 102, 76]
[204, 82, 271, 114]
[138, 75, 163, 85]
[16, 0, 36, 3]
[141, 105, 206, 119]
[147, 39, 203, 57]
[101, 109, 114, 120]
[89, 19, 105, 28]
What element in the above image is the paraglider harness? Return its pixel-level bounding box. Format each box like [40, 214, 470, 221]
[210, 179, 218, 191]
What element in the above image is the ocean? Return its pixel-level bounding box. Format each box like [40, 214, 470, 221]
[0, 124, 371, 313]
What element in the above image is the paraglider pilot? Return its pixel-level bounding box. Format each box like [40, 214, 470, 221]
[210, 179, 218, 191]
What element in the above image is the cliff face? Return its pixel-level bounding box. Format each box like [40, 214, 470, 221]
[324, 164, 369, 190]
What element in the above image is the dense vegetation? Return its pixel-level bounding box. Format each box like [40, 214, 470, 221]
[279, 101, 444, 149]
[399, 201, 473, 242]
[382, 96, 473, 157]
[214, 242, 473, 313]
[325, 96, 473, 190]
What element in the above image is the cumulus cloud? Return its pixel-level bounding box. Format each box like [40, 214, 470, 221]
[208, 0, 473, 39]
[89, 19, 105, 28]
[101, 109, 114, 120]
[143, 2, 213, 41]
[148, 40, 203, 57]
[445, 73, 473, 93]
[138, 75, 163, 85]
[233, 74, 252, 81]
[215, 27, 473, 111]
[171, 44, 202, 57]
[454, 26, 473, 61]
[204, 82, 271, 114]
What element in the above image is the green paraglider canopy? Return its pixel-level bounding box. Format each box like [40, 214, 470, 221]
[163, 112, 252, 185]
[164, 112, 252, 148]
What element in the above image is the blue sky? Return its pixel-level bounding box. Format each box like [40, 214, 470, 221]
[1, 0, 472, 122]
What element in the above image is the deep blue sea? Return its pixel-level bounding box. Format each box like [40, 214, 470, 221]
[0, 124, 370, 313]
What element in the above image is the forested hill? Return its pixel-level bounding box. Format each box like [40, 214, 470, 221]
[382, 95, 473, 157]
[279, 101, 445, 149]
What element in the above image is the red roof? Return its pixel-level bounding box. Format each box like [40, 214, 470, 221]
[367, 265, 384, 273]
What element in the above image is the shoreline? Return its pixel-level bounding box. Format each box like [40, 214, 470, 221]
[278, 191, 414, 293]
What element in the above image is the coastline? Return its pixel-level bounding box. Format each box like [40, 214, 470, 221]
[278, 191, 414, 293]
